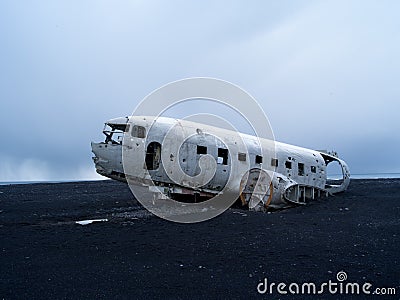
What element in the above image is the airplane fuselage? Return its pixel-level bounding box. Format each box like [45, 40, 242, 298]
[91, 116, 350, 210]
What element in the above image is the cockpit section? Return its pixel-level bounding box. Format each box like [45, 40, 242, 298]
[102, 119, 130, 145]
[91, 117, 130, 181]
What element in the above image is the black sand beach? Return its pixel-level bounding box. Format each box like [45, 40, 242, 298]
[0, 179, 399, 299]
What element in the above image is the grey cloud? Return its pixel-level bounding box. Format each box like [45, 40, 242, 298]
[0, 1, 399, 181]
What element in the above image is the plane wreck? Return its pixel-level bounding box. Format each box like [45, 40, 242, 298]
[91, 116, 350, 211]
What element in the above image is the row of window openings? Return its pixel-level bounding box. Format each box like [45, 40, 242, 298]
[197, 145, 317, 175]
[197, 145, 273, 166]
[133, 126, 313, 173]
[135, 128, 291, 169]
[285, 161, 317, 175]
[136, 128, 315, 174]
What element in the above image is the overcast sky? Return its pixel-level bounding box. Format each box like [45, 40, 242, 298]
[1, 0, 399, 181]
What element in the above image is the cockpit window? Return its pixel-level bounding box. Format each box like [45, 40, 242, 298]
[103, 123, 127, 145]
[131, 125, 146, 138]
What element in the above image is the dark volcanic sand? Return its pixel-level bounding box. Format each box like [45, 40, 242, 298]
[0, 179, 399, 299]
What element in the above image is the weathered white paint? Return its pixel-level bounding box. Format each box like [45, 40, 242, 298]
[91, 116, 350, 210]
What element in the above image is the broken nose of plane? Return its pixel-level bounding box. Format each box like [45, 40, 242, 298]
[91, 140, 125, 181]
[91, 142, 105, 175]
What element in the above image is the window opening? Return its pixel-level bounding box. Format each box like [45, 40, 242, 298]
[298, 163, 305, 176]
[197, 145, 207, 155]
[271, 158, 278, 167]
[132, 125, 146, 138]
[238, 153, 246, 161]
[218, 148, 228, 165]
[145, 142, 161, 170]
